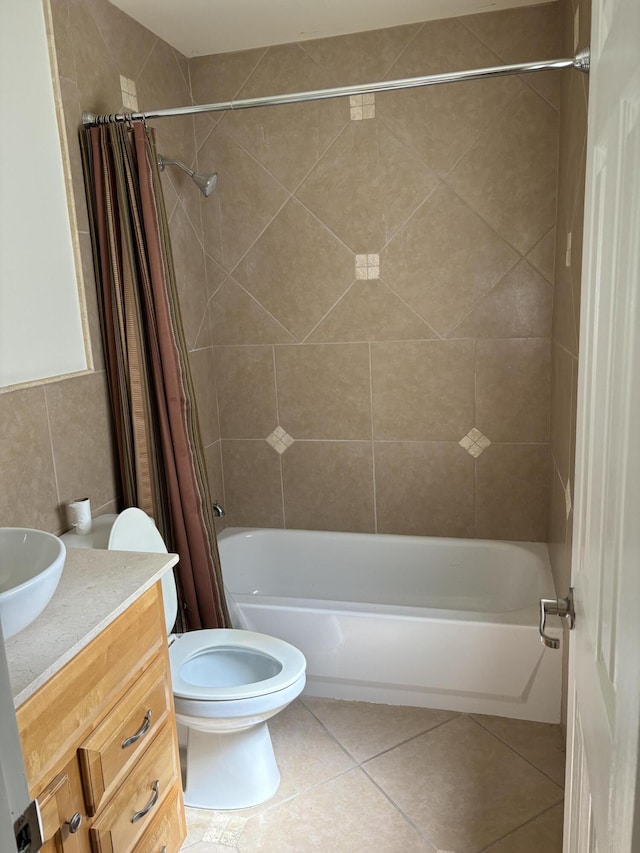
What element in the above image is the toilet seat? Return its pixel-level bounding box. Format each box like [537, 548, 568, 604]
[64, 507, 307, 809]
[170, 628, 306, 702]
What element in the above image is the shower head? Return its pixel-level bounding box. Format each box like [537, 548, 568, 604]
[158, 154, 217, 197]
[191, 170, 218, 197]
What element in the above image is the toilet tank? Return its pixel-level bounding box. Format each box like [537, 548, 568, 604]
[61, 511, 178, 635]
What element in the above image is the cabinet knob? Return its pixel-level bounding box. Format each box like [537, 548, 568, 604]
[65, 812, 82, 833]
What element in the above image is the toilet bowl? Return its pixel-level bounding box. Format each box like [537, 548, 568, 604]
[62, 508, 306, 810]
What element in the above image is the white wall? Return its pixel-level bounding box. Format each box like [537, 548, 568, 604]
[0, 0, 87, 388]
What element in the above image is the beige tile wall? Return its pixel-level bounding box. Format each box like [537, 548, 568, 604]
[547, 0, 590, 593]
[0, 0, 224, 534]
[1, 0, 566, 546]
[192, 3, 562, 538]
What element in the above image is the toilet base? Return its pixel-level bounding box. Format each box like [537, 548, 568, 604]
[183, 721, 281, 810]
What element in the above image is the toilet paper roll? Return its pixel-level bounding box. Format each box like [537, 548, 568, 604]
[68, 497, 92, 535]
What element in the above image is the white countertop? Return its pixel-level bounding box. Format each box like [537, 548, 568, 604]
[6, 548, 178, 707]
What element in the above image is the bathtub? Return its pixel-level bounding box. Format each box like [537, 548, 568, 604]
[217, 528, 562, 723]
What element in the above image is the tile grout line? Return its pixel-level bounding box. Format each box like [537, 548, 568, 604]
[295, 701, 368, 765]
[443, 253, 522, 338]
[357, 768, 439, 851]
[191, 47, 269, 156]
[373, 275, 443, 340]
[214, 437, 550, 447]
[476, 799, 565, 852]
[272, 345, 288, 528]
[473, 337, 479, 536]
[209, 334, 554, 348]
[205, 117, 353, 284]
[380, 22, 427, 79]
[294, 702, 450, 849]
[359, 712, 461, 765]
[369, 343, 378, 534]
[375, 177, 440, 257]
[469, 715, 567, 789]
[301, 279, 358, 344]
[210, 344, 226, 518]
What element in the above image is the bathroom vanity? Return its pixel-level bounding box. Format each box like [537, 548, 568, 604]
[5, 548, 186, 852]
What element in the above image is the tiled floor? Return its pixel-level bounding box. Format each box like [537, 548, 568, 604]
[179, 698, 565, 853]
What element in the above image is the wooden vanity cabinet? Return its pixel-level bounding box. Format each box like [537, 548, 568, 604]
[16, 582, 186, 853]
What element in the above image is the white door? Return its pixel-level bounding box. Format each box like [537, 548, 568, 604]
[563, 0, 640, 847]
[0, 624, 38, 852]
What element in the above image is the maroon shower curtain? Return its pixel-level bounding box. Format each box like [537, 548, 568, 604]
[82, 120, 229, 630]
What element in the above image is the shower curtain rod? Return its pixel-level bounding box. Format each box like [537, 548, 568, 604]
[82, 48, 590, 127]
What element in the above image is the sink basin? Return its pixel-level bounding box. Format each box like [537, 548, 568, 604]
[0, 528, 66, 639]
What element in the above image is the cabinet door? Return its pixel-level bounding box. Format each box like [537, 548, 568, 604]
[38, 757, 90, 853]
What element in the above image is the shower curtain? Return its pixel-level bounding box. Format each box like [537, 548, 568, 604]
[82, 120, 229, 630]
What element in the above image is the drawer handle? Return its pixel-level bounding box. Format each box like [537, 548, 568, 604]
[131, 780, 160, 823]
[122, 709, 152, 749]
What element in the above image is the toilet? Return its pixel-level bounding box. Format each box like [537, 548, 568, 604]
[62, 508, 306, 810]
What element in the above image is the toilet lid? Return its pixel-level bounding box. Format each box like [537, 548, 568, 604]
[108, 507, 178, 634]
[170, 628, 306, 701]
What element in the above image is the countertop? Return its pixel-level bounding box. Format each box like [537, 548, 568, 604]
[6, 547, 178, 707]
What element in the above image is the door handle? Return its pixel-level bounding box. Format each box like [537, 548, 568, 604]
[539, 588, 575, 649]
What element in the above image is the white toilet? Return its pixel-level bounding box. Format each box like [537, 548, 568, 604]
[62, 508, 306, 810]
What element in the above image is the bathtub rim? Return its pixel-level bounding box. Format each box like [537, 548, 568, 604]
[217, 526, 557, 626]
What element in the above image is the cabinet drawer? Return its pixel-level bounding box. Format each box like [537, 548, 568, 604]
[78, 654, 172, 815]
[17, 584, 164, 794]
[37, 756, 89, 853]
[89, 721, 178, 853]
[131, 783, 186, 853]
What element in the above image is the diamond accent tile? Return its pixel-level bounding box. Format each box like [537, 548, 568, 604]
[355, 253, 380, 279]
[459, 428, 491, 457]
[119, 74, 136, 95]
[119, 75, 138, 110]
[350, 93, 376, 120]
[267, 426, 295, 454]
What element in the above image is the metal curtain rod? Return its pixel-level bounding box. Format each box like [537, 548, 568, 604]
[82, 48, 590, 127]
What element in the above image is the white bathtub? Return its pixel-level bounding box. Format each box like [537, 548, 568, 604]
[218, 528, 562, 723]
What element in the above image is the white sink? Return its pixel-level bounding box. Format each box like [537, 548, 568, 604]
[0, 528, 66, 639]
